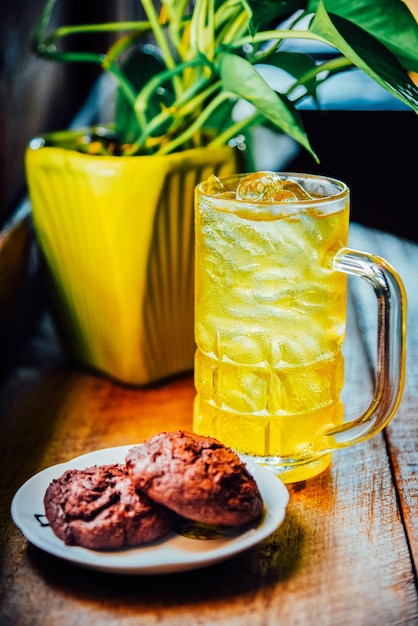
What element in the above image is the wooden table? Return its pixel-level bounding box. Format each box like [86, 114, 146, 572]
[1, 221, 418, 626]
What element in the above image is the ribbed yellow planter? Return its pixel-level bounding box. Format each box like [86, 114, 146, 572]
[25, 129, 238, 385]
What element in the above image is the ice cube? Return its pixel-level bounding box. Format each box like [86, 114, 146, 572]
[235, 172, 314, 203]
[270, 189, 298, 203]
[206, 174, 226, 195]
[282, 180, 313, 201]
[236, 172, 283, 202]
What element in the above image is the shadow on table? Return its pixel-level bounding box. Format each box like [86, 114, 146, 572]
[27, 509, 305, 608]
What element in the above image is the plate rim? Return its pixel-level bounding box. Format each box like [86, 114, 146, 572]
[11, 444, 289, 575]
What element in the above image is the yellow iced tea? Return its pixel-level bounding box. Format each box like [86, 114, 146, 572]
[193, 172, 350, 482]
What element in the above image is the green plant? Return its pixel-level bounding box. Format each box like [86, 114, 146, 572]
[33, 0, 418, 161]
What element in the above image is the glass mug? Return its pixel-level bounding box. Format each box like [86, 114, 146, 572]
[193, 172, 406, 483]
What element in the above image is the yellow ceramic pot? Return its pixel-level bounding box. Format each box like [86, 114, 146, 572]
[25, 129, 238, 385]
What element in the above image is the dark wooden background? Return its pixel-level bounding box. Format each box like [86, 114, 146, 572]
[0, 1, 144, 373]
[0, 1, 145, 228]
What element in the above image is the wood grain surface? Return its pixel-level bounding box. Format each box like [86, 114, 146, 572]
[1, 222, 418, 626]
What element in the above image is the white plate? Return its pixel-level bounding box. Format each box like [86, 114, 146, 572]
[11, 445, 289, 575]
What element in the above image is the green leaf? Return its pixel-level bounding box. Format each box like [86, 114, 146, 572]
[262, 52, 352, 108]
[259, 51, 321, 104]
[220, 53, 318, 159]
[246, 0, 308, 33]
[309, 1, 418, 111]
[308, 0, 418, 73]
[262, 50, 318, 79]
[115, 45, 173, 145]
[203, 98, 237, 135]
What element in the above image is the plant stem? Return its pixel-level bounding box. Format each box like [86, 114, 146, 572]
[215, 3, 249, 46]
[286, 55, 354, 100]
[141, 0, 183, 96]
[105, 62, 138, 108]
[43, 22, 151, 47]
[127, 80, 221, 154]
[209, 110, 263, 147]
[156, 91, 233, 154]
[166, 0, 190, 53]
[31, 0, 58, 51]
[133, 57, 205, 120]
[231, 28, 330, 52]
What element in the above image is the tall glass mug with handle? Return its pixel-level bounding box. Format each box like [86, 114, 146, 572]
[193, 172, 406, 483]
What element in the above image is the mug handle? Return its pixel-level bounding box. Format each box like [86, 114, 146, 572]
[322, 248, 406, 449]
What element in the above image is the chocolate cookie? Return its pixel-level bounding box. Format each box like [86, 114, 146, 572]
[126, 431, 264, 526]
[44, 463, 179, 550]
